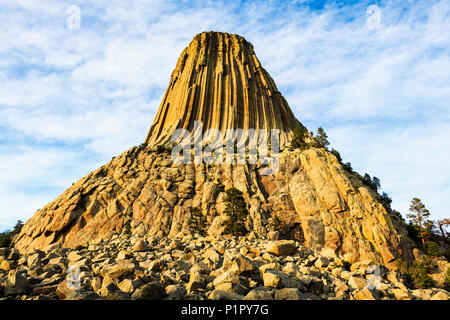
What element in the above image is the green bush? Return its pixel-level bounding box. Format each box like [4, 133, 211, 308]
[0, 220, 24, 248]
[398, 256, 436, 289]
[342, 162, 353, 173]
[222, 188, 249, 237]
[313, 127, 330, 149]
[427, 242, 441, 257]
[443, 267, 450, 291]
[188, 207, 207, 236]
[330, 148, 342, 163]
[443, 247, 450, 261]
[290, 128, 310, 151]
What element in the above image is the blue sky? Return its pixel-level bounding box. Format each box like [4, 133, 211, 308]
[0, 0, 449, 232]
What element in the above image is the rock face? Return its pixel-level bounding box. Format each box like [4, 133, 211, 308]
[145, 31, 303, 149]
[12, 31, 413, 270]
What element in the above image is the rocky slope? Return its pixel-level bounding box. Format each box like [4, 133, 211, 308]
[13, 145, 413, 269]
[13, 31, 415, 275]
[1, 235, 448, 300]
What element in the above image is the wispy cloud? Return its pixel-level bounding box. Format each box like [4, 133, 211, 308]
[0, 0, 449, 231]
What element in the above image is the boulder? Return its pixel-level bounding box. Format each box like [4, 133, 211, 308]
[265, 240, 297, 256]
[131, 282, 165, 300]
[274, 288, 305, 300]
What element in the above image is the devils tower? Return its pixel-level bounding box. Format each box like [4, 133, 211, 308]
[145, 32, 303, 149]
[12, 31, 413, 270]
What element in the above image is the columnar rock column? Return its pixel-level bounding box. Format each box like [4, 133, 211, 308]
[145, 32, 304, 149]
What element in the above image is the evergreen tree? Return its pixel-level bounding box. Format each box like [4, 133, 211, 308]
[0, 220, 24, 248]
[407, 198, 432, 250]
[315, 127, 330, 149]
[290, 127, 309, 150]
[188, 207, 207, 236]
[222, 188, 249, 236]
[330, 148, 342, 163]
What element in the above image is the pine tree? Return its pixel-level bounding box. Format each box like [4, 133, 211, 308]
[290, 127, 309, 150]
[188, 207, 207, 236]
[222, 188, 249, 236]
[315, 127, 330, 149]
[407, 198, 432, 250]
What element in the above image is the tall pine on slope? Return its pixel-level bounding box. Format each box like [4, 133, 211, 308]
[222, 188, 249, 236]
[407, 198, 432, 250]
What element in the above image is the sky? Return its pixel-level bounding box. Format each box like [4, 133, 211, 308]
[0, 0, 449, 232]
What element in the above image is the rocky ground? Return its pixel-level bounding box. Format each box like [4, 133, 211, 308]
[1, 233, 448, 301]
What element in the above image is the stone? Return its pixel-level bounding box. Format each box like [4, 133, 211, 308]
[303, 292, 321, 300]
[27, 251, 44, 267]
[7, 248, 19, 260]
[65, 289, 99, 300]
[354, 287, 376, 300]
[133, 240, 149, 252]
[5, 271, 31, 296]
[410, 289, 431, 300]
[118, 278, 143, 293]
[350, 260, 376, 273]
[348, 276, 367, 290]
[314, 256, 329, 269]
[101, 261, 135, 279]
[131, 282, 165, 300]
[99, 283, 121, 297]
[0, 260, 13, 271]
[259, 263, 281, 276]
[186, 271, 206, 293]
[56, 279, 74, 299]
[91, 277, 102, 294]
[165, 285, 186, 300]
[203, 249, 220, 264]
[230, 255, 256, 275]
[263, 270, 281, 288]
[213, 271, 240, 287]
[334, 280, 349, 293]
[215, 283, 247, 295]
[265, 240, 297, 256]
[391, 288, 411, 300]
[430, 291, 448, 300]
[331, 267, 343, 277]
[274, 288, 305, 300]
[244, 288, 274, 300]
[209, 290, 243, 300]
[67, 251, 83, 262]
[282, 262, 299, 276]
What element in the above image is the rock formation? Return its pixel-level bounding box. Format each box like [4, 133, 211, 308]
[145, 32, 303, 149]
[13, 31, 414, 271]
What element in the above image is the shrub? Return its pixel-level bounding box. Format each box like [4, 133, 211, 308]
[0, 220, 24, 248]
[222, 188, 249, 236]
[398, 256, 436, 289]
[330, 148, 342, 163]
[443, 267, 450, 291]
[427, 241, 441, 257]
[314, 127, 330, 149]
[188, 207, 207, 236]
[290, 127, 310, 151]
[443, 247, 450, 261]
[0, 233, 11, 248]
[342, 162, 353, 173]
